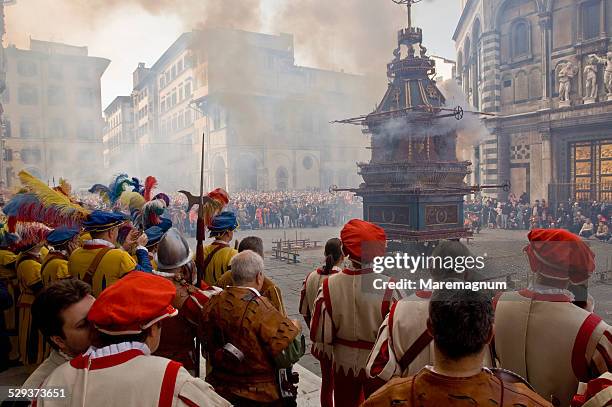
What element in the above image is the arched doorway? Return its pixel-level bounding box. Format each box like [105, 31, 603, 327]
[236, 154, 258, 190]
[212, 156, 226, 190]
[276, 166, 289, 191]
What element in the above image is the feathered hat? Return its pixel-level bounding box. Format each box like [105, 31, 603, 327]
[12, 222, 51, 253]
[120, 176, 171, 231]
[3, 171, 90, 230]
[203, 188, 230, 226]
[88, 174, 138, 206]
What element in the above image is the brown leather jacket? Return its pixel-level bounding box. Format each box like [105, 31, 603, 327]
[361, 368, 552, 407]
[215, 271, 286, 316]
[199, 286, 300, 403]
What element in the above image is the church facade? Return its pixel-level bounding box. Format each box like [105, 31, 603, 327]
[455, 0, 612, 207]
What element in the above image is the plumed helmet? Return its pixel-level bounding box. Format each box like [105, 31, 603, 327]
[155, 228, 192, 270]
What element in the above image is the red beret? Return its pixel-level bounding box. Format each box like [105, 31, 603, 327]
[88, 271, 178, 335]
[524, 229, 595, 284]
[340, 219, 386, 263]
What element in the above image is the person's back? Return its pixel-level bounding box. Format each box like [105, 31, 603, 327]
[69, 245, 135, 296]
[494, 229, 611, 406]
[495, 290, 610, 405]
[363, 286, 550, 407]
[200, 251, 302, 405]
[363, 369, 550, 406]
[41, 349, 210, 406]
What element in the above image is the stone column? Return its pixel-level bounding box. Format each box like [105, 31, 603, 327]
[540, 130, 552, 194]
[601, 0, 606, 38]
[539, 13, 553, 104]
[496, 130, 511, 202]
[480, 31, 501, 113]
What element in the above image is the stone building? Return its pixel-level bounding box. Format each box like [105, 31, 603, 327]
[189, 28, 372, 193]
[106, 28, 372, 193]
[454, 0, 612, 205]
[1, 39, 109, 187]
[131, 62, 158, 174]
[102, 96, 134, 169]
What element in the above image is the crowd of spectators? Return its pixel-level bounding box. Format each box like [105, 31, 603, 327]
[228, 191, 360, 230]
[168, 190, 362, 235]
[465, 192, 611, 243]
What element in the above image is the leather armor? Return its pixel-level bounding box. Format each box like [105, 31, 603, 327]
[200, 286, 300, 403]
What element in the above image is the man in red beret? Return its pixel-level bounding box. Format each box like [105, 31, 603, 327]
[310, 219, 404, 407]
[494, 229, 611, 407]
[36, 272, 230, 407]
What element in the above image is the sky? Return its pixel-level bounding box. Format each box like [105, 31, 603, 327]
[5, 0, 462, 108]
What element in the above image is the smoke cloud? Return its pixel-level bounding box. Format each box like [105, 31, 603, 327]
[4, 0, 459, 191]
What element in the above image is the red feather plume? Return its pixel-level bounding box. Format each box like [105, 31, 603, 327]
[143, 176, 157, 201]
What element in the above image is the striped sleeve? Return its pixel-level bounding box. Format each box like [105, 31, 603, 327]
[309, 285, 334, 345]
[366, 302, 401, 381]
[589, 322, 612, 376]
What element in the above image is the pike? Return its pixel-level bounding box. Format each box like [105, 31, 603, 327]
[179, 100, 210, 379]
[178, 98, 215, 378]
[180, 98, 230, 378]
[178, 174, 211, 379]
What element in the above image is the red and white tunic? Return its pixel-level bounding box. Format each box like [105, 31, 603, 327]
[310, 268, 404, 377]
[495, 288, 612, 407]
[299, 266, 341, 360]
[366, 291, 433, 381]
[35, 342, 230, 407]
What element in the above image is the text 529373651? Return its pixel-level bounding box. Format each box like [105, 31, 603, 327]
[2, 387, 68, 401]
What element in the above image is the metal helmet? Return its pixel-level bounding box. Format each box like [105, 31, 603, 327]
[155, 228, 193, 270]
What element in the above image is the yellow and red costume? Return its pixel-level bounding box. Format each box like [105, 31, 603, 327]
[202, 212, 238, 285]
[69, 240, 136, 297]
[16, 251, 45, 366]
[0, 248, 18, 361]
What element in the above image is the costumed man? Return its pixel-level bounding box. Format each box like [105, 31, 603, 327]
[68, 210, 151, 297]
[299, 237, 344, 407]
[152, 228, 221, 371]
[310, 219, 404, 407]
[494, 229, 612, 406]
[362, 287, 551, 407]
[202, 211, 238, 286]
[142, 218, 173, 271]
[41, 227, 80, 286]
[200, 250, 305, 406]
[15, 223, 51, 367]
[0, 227, 19, 366]
[366, 240, 492, 381]
[24, 279, 95, 390]
[216, 236, 286, 314]
[36, 272, 231, 407]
